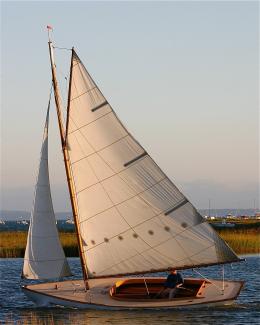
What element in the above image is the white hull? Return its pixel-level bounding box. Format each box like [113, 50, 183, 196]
[22, 277, 243, 310]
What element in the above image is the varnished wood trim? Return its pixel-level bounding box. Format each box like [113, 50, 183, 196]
[48, 43, 89, 288]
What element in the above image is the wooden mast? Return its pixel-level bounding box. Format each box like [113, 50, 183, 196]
[48, 41, 89, 289]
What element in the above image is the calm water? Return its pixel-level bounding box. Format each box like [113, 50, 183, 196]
[0, 256, 259, 324]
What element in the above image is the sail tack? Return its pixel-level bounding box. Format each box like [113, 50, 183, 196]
[22, 101, 72, 280]
[66, 51, 239, 278]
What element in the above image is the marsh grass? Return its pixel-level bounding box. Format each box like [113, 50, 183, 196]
[0, 232, 78, 258]
[218, 229, 259, 254]
[0, 228, 259, 258]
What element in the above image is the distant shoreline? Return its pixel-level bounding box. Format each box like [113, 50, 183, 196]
[1, 208, 259, 221]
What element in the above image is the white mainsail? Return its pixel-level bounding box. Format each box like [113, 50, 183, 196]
[66, 50, 239, 278]
[22, 99, 72, 279]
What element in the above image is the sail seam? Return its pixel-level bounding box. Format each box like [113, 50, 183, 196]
[70, 86, 97, 102]
[70, 134, 129, 166]
[68, 111, 112, 135]
[78, 176, 167, 223]
[75, 155, 152, 195]
[172, 233, 194, 266]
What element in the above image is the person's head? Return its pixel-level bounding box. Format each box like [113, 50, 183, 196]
[171, 269, 177, 274]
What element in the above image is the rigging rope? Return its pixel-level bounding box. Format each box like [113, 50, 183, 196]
[222, 264, 225, 294]
[53, 46, 72, 51]
[192, 267, 224, 294]
[143, 277, 150, 296]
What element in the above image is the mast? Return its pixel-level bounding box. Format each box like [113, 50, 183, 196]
[48, 41, 89, 289]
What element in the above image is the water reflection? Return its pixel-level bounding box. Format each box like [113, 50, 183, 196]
[2, 305, 260, 325]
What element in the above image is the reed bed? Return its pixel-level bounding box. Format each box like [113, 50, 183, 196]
[218, 229, 259, 254]
[0, 228, 259, 258]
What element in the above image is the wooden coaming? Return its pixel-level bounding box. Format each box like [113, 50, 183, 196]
[110, 278, 207, 301]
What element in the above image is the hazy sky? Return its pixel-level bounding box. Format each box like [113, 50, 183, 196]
[1, 1, 259, 211]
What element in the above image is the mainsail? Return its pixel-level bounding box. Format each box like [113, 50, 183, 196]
[65, 50, 239, 278]
[22, 97, 72, 279]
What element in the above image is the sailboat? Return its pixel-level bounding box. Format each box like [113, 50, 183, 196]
[22, 36, 244, 309]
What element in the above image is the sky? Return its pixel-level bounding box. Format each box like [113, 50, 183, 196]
[1, 1, 259, 212]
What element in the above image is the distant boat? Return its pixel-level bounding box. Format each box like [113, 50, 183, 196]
[65, 218, 74, 225]
[17, 219, 29, 225]
[214, 220, 235, 228]
[0, 219, 5, 225]
[21, 32, 244, 309]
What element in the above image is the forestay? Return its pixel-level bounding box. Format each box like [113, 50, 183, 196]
[66, 50, 239, 278]
[22, 99, 72, 280]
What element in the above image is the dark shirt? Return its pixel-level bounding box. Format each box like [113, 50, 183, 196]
[164, 272, 184, 288]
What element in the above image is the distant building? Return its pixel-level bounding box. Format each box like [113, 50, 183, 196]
[226, 213, 236, 219]
[255, 212, 260, 219]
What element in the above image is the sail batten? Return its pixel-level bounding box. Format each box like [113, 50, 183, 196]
[165, 198, 189, 216]
[66, 50, 239, 279]
[124, 152, 148, 167]
[22, 97, 72, 280]
[91, 101, 108, 112]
